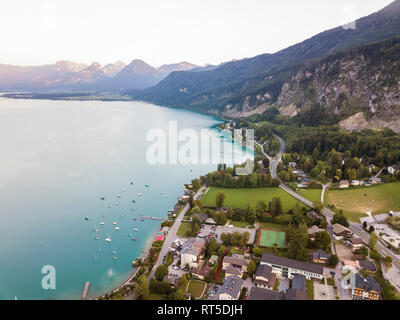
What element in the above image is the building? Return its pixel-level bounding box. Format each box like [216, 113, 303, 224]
[192, 263, 211, 281]
[344, 273, 380, 300]
[312, 249, 331, 264]
[344, 237, 365, 251]
[308, 225, 325, 240]
[342, 260, 360, 273]
[288, 162, 297, 169]
[359, 260, 377, 272]
[260, 253, 324, 280]
[351, 180, 360, 186]
[285, 274, 307, 300]
[254, 265, 276, 290]
[222, 255, 249, 274]
[218, 275, 244, 300]
[369, 177, 382, 185]
[180, 237, 206, 269]
[300, 177, 312, 186]
[332, 223, 353, 240]
[247, 287, 284, 300]
[388, 165, 398, 175]
[307, 211, 320, 220]
[339, 180, 350, 189]
[295, 170, 307, 178]
[163, 274, 180, 287]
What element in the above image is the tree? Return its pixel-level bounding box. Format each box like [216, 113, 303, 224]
[270, 197, 282, 217]
[287, 223, 309, 261]
[314, 201, 324, 213]
[328, 255, 339, 267]
[248, 260, 256, 277]
[369, 232, 378, 251]
[216, 191, 226, 208]
[214, 211, 227, 226]
[314, 231, 332, 251]
[192, 179, 201, 192]
[262, 157, 270, 169]
[155, 264, 168, 281]
[205, 238, 219, 257]
[134, 275, 149, 300]
[331, 210, 349, 227]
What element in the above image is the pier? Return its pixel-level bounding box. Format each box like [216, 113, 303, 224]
[81, 281, 90, 300]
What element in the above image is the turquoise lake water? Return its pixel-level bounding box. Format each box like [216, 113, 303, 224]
[0, 98, 253, 300]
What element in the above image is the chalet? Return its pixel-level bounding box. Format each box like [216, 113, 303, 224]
[344, 237, 365, 252]
[295, 170, 307, 178]
[332, 224, 353, 240]
[248, 276, 307, 300]
[163, 274, 180, 287]
[339, 180, 350, 189]
[218, 275, 244, 300]
[222, 255, 249, 274]
[260, 253, 324, 280]
[344, 273, 380, 300]
[300, 177, 312, 186]
[312, 249, 331, 264]
[359, 260, 377, 272]
[254, 265, 276, 290]
[192, 263, 211, 281]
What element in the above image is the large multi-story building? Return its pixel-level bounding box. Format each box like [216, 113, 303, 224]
[260, 253, 324, 280]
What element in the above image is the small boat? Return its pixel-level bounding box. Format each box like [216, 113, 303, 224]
[112, 222, 117, 225]
[131, 238, 136, 241]
[132, 200, 136, 203]
[93, 228, 99, 232]
[133, 228, 139, 231]
[133, 218, 137, 221]
[128, 233, 133, 237]
[100, 197, 105, 200]
[84, 217, 89, 221]
[140, 219, 144, 221]
[116, 195, 121, 198]
[163, 194, 168, 198]
[122, 188, 127, 191]
[105, 236, 112, 242]
[151, 217, 157, 220]
[94, 257, 98, 262]
[100, 222, 105, 225]
[115, 227, 120, 230]
[114, 202, 119, 205]
[98, 248, 102, 252]
[112, 250, 117, 255]
[145, 184, 150, 188]
[137, 193, 142, 196]
[130, 182, 133, 185]
[94, 236, 100, 240]
[113, 256, 118, 260]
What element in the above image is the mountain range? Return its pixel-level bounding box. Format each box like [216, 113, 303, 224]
[0, 59, 200, 92]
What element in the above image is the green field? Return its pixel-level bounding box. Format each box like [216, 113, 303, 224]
[187, 280, 206, 299]
[257, 228, 286, 248]
[326, 182, 400, 222]
[177, 222, 191, 237]
[299, 189, 322, 204]
[201, 187, 304, 212]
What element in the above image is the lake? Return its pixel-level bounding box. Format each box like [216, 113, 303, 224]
[0, 98, 253, 300]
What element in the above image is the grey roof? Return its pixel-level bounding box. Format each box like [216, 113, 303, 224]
[355, 274, 380, 293]
[359, 260, 377, 272]
[223, 256, 249, 268]
[255, 264, 273, 278]
[261, 253, 324, 275]
[312, 249, 331, 260]
[291, 274, 306, 291]
[180, 237, 206, 256]
[219, 275, 243, 299]
[284, 288, 308, 300]
[225, 265, 242, 276]
[247, 287, 284, 300]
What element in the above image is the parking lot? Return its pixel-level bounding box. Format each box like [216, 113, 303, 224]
[314, 281, 336, 300]
[372, 223, 400, 248]
[214, 225, 256, 244]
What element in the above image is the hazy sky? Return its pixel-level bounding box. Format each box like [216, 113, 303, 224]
[0, 0, 394, 67]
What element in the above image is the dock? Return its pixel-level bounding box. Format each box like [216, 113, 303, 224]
[81, 281, 90, 300]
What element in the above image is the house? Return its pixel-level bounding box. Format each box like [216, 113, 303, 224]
[344, 273, 380, 300]
[225, 265, 243, 278]
[295, 170, 307, 178]
[192, 263, 211, 281]
[342, 260, 360, 273]
[205, 217, 216, 225]
[344, 237, 365, 252]
[359, 260, 377, 272]
[388, 165, 398, 175]
[218, 275, 244, 300]
[300, 177, 312, 186]
[308, 225, 325, 240]
[332, 223, 353, 240]
[180, 237, 206, 269]
[163, 274, 180, 287]
[312, 249, 331, 264]
[288, 162, 297, 169]
[307, 211, 320, 220]
[351, 180, 360, 186]
[369, 177, 382, 185]
[254, 265, 276, 290]
[339, 180, 350, 189]
[260, 253, 324, 280]
[285, 274, 307, 300]
[209, 255, 219, 265]
[222, 255, 249, 275]
[247, 287, 284, 300]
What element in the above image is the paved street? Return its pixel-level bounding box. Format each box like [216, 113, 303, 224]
[148, 186, 206, 282]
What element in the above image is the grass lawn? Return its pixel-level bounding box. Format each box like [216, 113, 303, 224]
[325, 182, 400, 222]
[273, 278, 280, 291]
[258, 228, 286, 248]
[306, 280, 314, 300]
[187, 280, 206, 299]
[201, 187, 305, 212]
[230, 220, 251, 228]
[177, 222, 191, 237]
[299, 189, 322, 204]
[259, 222, 286, 231]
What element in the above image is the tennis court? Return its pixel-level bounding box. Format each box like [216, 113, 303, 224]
[257, 228, 286, 248]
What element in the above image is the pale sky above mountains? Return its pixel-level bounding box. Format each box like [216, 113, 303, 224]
[0, 0, 394, 67]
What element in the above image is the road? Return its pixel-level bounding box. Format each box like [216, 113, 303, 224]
[148, 186, 206, 282]
[269, 134, 285, 179]
[267, 134, 400, 271]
